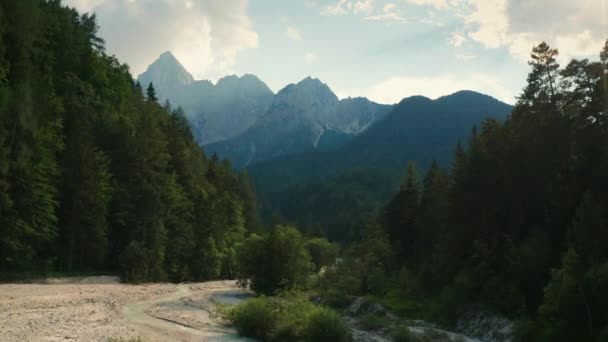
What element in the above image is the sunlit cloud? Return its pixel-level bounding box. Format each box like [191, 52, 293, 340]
[63, 0, 258, 80]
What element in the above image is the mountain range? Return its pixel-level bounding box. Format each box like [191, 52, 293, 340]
[204, 77, 392, 167]
[247, 91, 513, 240]
[137, 52, 390, 156]
[138, 52, 274, 145]
[138, 52, 513, 240]
[250, 90, 513, 193]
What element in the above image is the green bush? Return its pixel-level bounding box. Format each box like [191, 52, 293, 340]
[306, 238, 338, 271]
[358, 313, 387, 331]
[230, 297, 277, 338]
[236, 226, 313, 295]
[303, 307, 351, 342]
[321, 288, 353, 308]
[230, 293, 350, 342]
[391, 326, 415, 342]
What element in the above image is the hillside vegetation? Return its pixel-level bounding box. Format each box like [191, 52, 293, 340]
[0, 0, 258, 282]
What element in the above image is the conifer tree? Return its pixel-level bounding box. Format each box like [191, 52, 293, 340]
[383, 161, 420, 258]
[146, 82, 158, 102]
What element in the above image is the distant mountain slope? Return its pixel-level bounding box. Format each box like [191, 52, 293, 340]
[250, 90, 513, 192]
[248, 91, 513, 240]
[204, 77, 392, 167]
[137, 51, 195, 98]
[137, 53, 274, 144]
[187, 74, 275, 144]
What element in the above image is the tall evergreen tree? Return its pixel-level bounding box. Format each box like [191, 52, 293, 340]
[383, 161, 420, 259]
[146, 82, 158, 102]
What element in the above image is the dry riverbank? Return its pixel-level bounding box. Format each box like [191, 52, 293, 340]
[0, 277, 250, 342]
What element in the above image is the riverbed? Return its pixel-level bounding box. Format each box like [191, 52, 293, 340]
[0, 277, 252, 342]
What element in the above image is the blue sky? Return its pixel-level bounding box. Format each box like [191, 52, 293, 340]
[65, 0, 607, 104]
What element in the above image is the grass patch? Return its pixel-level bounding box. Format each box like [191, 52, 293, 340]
[366, 288, 455, 327]
[230, 292, 351, 342]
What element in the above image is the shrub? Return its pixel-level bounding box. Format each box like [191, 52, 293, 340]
[236, 226, 313, 295]
[392, 326, 415, 342]
[306, 238, 338, 270]
[321, 288, 353, 308]
[230, 293, 350, 342]
[303, 307, 351, 342]
[358, 313, 387, 331]
[230, 297, 277, 338]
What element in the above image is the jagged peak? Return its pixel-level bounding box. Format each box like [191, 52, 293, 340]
[137, 51, 194, 87]
[158, 50, 178, 61]
[297, 76, 325, 87]
[215, 74, 273, 94]
[276, 76, 337, 100]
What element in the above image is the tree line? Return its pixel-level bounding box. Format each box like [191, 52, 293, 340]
[319, 41, 608, 341]
[0, 0, 259, 283]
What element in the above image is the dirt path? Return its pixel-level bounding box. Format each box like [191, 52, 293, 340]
[0, 278, 252, 342]
[123, 281, 252, 342]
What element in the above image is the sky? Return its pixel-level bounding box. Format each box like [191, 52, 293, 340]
[64, 0, 608, 105]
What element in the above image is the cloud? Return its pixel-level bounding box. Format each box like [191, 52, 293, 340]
[462, 0, 608, 63]
[63, 0, 258, 80]
[63, 0, 106, 12]
[305, 52, 318, 64]
[322, 0, 375, 16]
[455, 53, 477, 61]
[364, 3, 407, 23]
[449, 32, 467, 47]
[405, 0, 449, 10]
[322, 0, 352, 15]
[365, 73, 515, 104]
[286, 25, 303, 41]
[354, 0, 375, 14]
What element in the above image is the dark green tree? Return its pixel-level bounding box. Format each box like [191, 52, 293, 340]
[383, 161, 420, 258]
[146, 82, 157, 102]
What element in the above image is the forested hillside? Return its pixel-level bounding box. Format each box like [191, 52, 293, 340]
[0, 0, 257, 282]
[319, 42, 608, 341]
[251, 91, 512, 241]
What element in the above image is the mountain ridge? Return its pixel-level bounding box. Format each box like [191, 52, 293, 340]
[204, 76, 392, 167]
[247, 90, 513, 240]
[137, 52, 275, 144]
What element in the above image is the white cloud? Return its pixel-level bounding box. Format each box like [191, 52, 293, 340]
[63, 0, 106, 12]
[462, 0, 607, 63]
[449, 32, 467, 47]
[305, 52, 318, 64]
[354, 0, 375, 14]
[386, 3, 399, 11]
[286, 25, 303, 41]
[455, 53, 476, 61]
[405, 0, 449, 9]
[322, 0, 375, 16]
[366, 73, 514, 104]
[322, 0, 352, 15]
[64, 0, 258, 80]
[364, 2, 407, 23]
